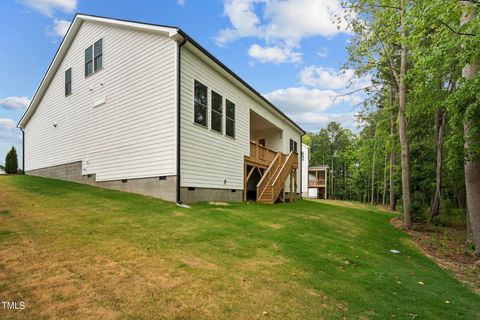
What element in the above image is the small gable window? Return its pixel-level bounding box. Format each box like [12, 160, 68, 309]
[194, 80, 208, 127]
[85, 38, 103, 77]
[211, 91, 223, 133]
[65, 68, 72, 96]
[226, 99, 235, 138]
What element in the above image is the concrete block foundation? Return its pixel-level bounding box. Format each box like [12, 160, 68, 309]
[27, 161, 177, 202]
[180, 187, 243, 203]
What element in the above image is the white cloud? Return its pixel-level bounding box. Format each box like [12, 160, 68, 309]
[21, 0, 77, 17]
[317, 47, 328, 58]
[0, 118, 21, 143]
[216, 0, 349, 62]
[265, 86, 363, 114]
[0, 119, 16, 130]
[300, 66, 372, 91]
[264, 79, 366, 132]
[290, 112, 359, 131]
[248, 44, 301, 63]
[216, 0, 260, 45]
[177, 0, 185, 6]
[265, 87, 338, 113]
[0, 96, 31, 111]
[52, 19, 70, 36]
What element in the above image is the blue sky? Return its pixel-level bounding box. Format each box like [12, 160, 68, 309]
[0, 0, 367, 167]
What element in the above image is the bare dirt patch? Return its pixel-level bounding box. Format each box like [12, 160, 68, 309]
[264, 223, 284, 229]
[391, 217, 480, 294]
[311, 199, 393, 213]
[173, 211, 186, 217]
[209, 202, 229, 206]
[182, 256, 219, 270]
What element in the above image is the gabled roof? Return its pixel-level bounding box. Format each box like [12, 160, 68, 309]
[18, 13, 305, 134]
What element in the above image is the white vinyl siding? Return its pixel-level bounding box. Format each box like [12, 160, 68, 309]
[180, 44, 302, 192]
[24, 21, 177, 181]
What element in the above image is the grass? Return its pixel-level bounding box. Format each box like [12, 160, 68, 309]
[0, 175, 479, 319]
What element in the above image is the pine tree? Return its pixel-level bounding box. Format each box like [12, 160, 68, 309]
[5, 146, 18, 174]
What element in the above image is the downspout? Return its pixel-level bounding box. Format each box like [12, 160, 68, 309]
[21, 128, 25, 174]
[176, 36, 187, 204]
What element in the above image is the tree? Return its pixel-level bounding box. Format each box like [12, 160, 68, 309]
[5, 146, 18, 174]
[460, 0, 480, 256]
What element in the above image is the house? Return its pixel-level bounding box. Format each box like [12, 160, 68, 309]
[0, 168, 6, 175]
[18, 14, 305, 204]
[308, 165, 328, 199]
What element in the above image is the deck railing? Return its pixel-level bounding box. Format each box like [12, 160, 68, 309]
[308, 178, 326, 187]
[249, 141, 278, 164]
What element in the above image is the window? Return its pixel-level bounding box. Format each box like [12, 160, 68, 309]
[211, 91, 222, 133]
[290, 139, 298, 152]
[194, 80, 208, 127]
[226, 99, 235, 138]
[65, 68, 72, 96]
[85, 38, 103, 77]
[94, 39, 103, 71]
[85, 46, 93, 76]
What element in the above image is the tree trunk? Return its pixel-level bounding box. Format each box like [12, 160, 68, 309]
[461, 1, 480, 256]
[383, 152, 388, 206]
[331, 155, 335, 199]
[390, 86, 397, 211]
[398, 0, 412, 228]
[430, 109, 446, 222]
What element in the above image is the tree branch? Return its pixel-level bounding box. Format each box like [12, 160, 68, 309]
[437, 19, 477, 36]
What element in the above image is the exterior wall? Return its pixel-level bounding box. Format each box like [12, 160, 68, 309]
[24, 21, 177, 182]
[179, 44, 302, 193]
[301, 144, 309, 196]
[250, 128, 283, 152]
[27, 161, 176, 201]
[308, 188, 318, 198]
[180, 187, 243, 203]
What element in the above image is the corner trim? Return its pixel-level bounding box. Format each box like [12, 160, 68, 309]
[21, 128, 25, 174]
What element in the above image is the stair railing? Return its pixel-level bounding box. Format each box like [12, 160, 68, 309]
[256, 152, 283, 200]
[270, 151, 298, 202]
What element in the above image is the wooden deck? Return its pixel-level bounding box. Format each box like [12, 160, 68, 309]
[308, 179, 326, 188]
[244, 141, 277, 169]
[244, 141, 298, 203]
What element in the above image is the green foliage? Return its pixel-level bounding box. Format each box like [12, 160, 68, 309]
[5, 146, 18, 174]
[333, 0, 480, 226]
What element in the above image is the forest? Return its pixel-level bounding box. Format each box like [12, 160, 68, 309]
[304, 0, 480, 257]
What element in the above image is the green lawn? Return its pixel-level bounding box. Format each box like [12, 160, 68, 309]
[0, 175, 478, 319]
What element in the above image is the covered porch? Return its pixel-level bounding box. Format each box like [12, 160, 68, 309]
[243, 110, 298, 203]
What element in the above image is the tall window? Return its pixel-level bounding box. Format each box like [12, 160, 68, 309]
[226, 99, 235, 138]
[194, 80, 208, 127]
[85, 46, 93, 76]
[65, 68, 72, 96]
[94, 39, 103, 71]
[290, 139, 298, 152]
[211, 91, 222, 133]
[85, 38, 103, 77]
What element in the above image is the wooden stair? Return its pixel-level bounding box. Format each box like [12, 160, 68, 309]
[256, 151, 298, 204]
